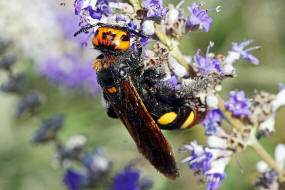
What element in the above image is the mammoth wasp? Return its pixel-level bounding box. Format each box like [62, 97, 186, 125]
[74, 23, 207, 179]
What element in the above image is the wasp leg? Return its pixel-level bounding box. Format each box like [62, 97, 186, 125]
[141, 67, 166, 87]
[103, 93, 118, 118]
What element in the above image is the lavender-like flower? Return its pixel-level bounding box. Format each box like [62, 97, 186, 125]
[82, 148, 111, 178]
[86, 0, 112, 20]
[32, 114, 65, 144]
[206, 173, 226, 190]
[231, 40, 260, 65]
[15, 91, 43, 117]
[0, 55, 16, 71]
[181, 138, 230, 190]
[143, 0, 168, 20]
[272, 83, 285, 111]
[193, 42, 223, 73]
[1, 72, 27, 93]
[74, 0, 84, 15]
[162, 75, 182, 89]
[186, 2, 220, 32]
[75, 0, 112, 20]
[181, 141, 213, 175]
[255, 144, 285, 189]
[201, 109, 223, 135]
[112, 166, 140, 190]
[63, 169, 87, 190]
[55, 135, 87, 165]
[39, 55, 101, 94]
[225, 90, 252, 117]
[112, 165, 152, 190]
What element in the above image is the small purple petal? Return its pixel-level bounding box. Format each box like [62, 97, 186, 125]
[143, 0, 168, 19]
[63, 169, 86, 190]
[112, 166, 141, 190]
[162, 75, 182, 89]
[225, 90, 252, 116]
[201, 109, 223, 135]
[206, 173, 226, 190]
[74, 0, 83, 15]
[193, 54, 222, 73]
[231, 40, 260, 65]
[181, 141, 213, 175]
[115, 14, 127, 22]
[186, 2, 214, 32]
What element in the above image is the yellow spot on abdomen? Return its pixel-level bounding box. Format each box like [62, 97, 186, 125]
[181, 111, 195, 129]
[157, 112, 178, 125]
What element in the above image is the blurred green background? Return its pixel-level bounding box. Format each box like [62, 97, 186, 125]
[0, 0, 285, 190]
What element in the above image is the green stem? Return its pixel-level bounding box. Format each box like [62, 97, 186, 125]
[248, 137, 284, 182]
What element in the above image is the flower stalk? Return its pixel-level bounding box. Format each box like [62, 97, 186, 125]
[249, 135, 284, 182]
[153, 23, 197, 77]
[128, 0, 284, 183]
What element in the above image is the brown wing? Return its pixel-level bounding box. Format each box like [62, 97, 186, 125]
[104, 76, 179, 179]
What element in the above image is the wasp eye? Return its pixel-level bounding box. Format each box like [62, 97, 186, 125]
[119, 69, 127, 77]
[121, 34, 130, 41]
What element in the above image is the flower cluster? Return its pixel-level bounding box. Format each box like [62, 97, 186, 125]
[1, 0, 284, 190]
[112, 165, 153, 190]
[63, 146, 112, 190]
[254, 144, 285, 189]
[71, 1, 285, 190]
[193, 42, 223, 73]
[201, 109, 223, 135]
[225, 90, 252, 117]
[180, 134, 230, 190]
[39, 54, 101, 93]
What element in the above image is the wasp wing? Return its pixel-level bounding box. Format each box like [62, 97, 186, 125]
[104, 77, 179, 179]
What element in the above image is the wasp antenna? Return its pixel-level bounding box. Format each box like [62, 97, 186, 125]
[74, 25, 96, 37]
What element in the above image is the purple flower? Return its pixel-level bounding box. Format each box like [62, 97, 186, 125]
[63, 169, 86, 190]
[1, 72, 27, 93]
[74, 0, 112, 21]
[181, 138, 231, 190]
[32, 114, 65, 144]
[181, 141, 213, 175]
[0, 55, 16, 70]
[186, 2, 218, 32]
[39, 54, 101, 94]
[112, 166, 141, 190]
[128, 21, 138, 31]
[201, 109, 223, 135]
[162, 75, 182, 89]
[15, 91, 43, 117]
[193, 43, 223, 73]
[74, 0, 83, 15]
[225, 90, 252, 116]
[231, 40, 260, 65]
[206, 173, 226, 190]
[82, 148, 111, 177]
[143, 0, 168, 20]
[115, 14, 127, 22]
[88, 0, 112, 20]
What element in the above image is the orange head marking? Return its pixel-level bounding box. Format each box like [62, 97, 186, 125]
[92, 27, 130, 51]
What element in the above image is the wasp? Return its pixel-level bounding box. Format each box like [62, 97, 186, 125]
[74, 23, 207, 179]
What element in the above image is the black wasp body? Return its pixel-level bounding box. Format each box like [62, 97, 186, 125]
[74, 23, 207, 179]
